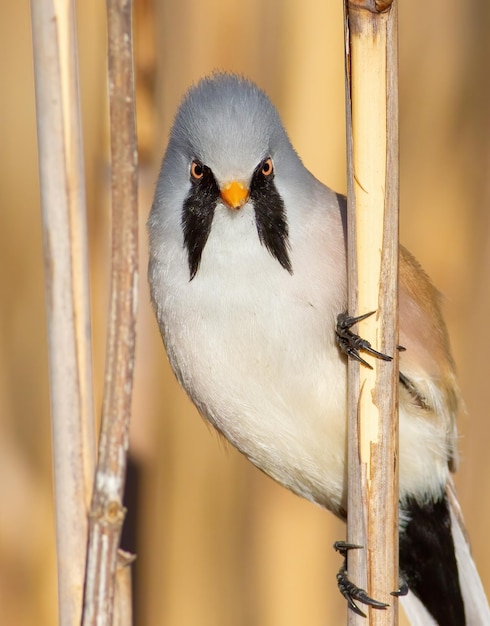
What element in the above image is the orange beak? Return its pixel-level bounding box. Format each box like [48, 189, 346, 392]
[220, 181, 249, 210]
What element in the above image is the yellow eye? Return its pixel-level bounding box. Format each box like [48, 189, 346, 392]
[190, 160, 204, 180]
[261, 158, 273, 176]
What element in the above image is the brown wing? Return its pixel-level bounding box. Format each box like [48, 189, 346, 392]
[399, 245, 461, 471]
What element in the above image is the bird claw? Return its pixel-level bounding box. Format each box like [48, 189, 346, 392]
[336, 312, 393, 368]
[391, 580, 409, 597]
[334, 541, 390, 617]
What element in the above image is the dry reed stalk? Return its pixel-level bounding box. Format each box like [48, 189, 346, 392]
[113, 551, 135, 625]
[30, 0, 96, 623]
[343, 1, 400, 624]
[82, 0, 138, 624]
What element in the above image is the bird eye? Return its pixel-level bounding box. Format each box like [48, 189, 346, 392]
[261, 158, 274, 177]
[190, 160, 204, 180]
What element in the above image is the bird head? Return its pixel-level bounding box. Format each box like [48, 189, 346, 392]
[149, 73, 310, 280]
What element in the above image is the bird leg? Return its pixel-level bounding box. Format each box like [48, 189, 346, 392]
[334, 541, 390, 617]
[336, 311, 393, 368]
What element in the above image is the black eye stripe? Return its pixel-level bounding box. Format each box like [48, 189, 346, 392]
[250, 159, 292, 274]
[182, 165, 219, 280]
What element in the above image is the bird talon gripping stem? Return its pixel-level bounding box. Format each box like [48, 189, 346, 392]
[336, 311, 393, 367]
[334, 541, 389, 617]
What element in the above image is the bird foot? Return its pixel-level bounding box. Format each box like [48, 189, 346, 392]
[336, 312, 393, 368]
[334, 541, 389, 617]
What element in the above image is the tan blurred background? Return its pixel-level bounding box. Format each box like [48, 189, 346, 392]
[2, 1, 490, 624]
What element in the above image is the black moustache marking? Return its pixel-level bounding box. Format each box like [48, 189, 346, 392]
[182, 164, 219, 279]
[250, 160, 292, 274]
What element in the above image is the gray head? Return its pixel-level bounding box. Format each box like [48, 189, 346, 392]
[150, 73, 313, 280]
[166, 74, 298, 184]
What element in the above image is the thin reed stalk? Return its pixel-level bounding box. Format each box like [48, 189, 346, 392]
[82, 0, 138, 624]
[30, 0, 96, 623]
[343, 1, 400, 623]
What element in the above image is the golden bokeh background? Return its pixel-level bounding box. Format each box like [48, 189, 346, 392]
[2, 1, 490, 624]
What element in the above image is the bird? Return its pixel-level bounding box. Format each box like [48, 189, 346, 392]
[147, 72, 489, 624]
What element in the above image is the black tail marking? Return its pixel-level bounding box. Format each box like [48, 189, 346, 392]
[399, 494, 465, 625]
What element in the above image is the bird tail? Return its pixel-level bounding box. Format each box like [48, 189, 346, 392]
[401, 589, 437, 625]
[447, 480, 490, 625]
[401, 480, 490, 625]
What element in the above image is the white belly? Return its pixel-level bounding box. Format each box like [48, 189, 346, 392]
[167, 278, 347, 511]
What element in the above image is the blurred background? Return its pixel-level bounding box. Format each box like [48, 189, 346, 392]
[2, 1, 490, 624]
